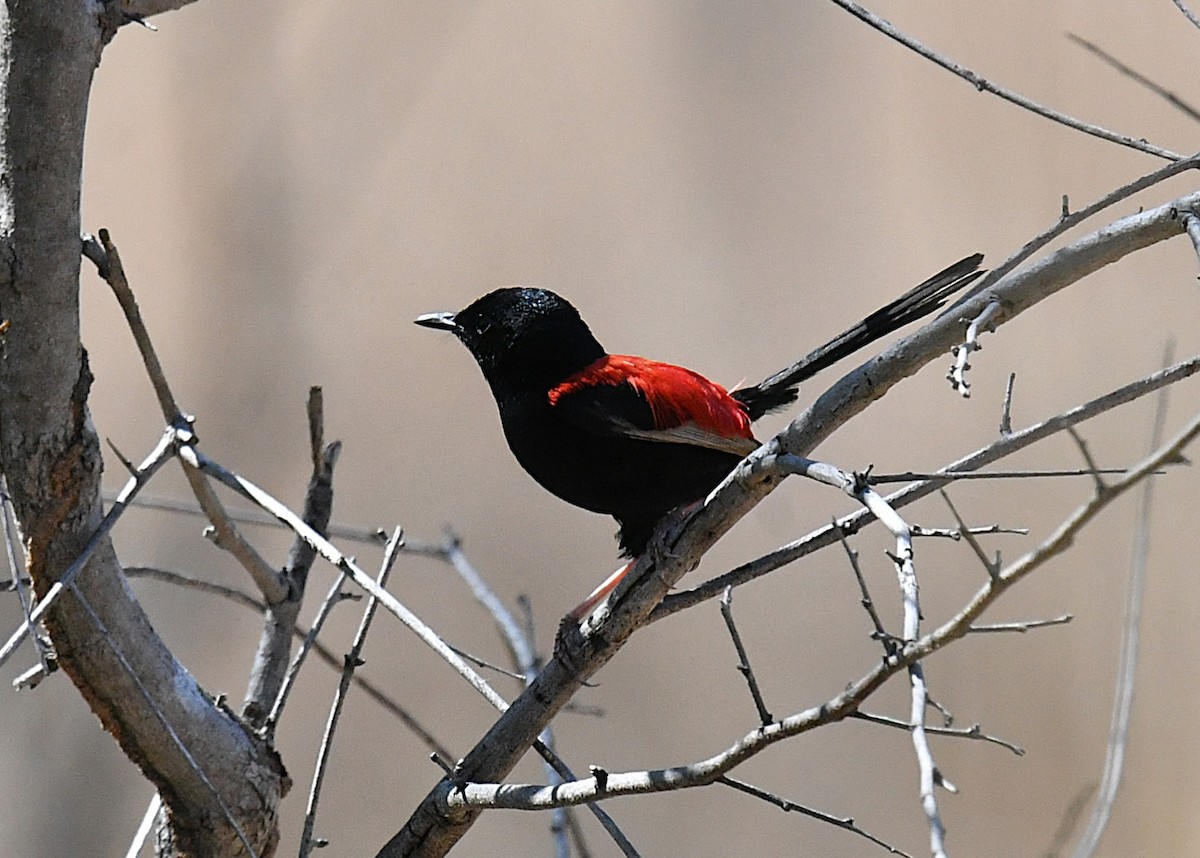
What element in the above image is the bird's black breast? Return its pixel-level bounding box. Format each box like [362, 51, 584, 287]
[495, 388, 743, 527]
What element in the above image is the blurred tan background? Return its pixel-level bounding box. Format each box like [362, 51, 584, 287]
[3, 2, 1200, 855]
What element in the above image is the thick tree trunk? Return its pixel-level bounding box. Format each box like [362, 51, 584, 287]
[0, 4, 286, 855]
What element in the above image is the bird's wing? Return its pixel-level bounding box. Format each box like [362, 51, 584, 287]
[548, 355, 759, 457]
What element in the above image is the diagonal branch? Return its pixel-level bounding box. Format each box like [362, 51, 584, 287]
[86, 230, 287, 604]
[829, 0, 1183, 160]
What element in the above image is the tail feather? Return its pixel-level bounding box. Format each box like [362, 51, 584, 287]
[733, 253, 984, 420]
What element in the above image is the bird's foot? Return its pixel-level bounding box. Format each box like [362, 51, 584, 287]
[553, 614, 588, 672]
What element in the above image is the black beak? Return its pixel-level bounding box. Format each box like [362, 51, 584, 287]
[414, 311, 458, 332]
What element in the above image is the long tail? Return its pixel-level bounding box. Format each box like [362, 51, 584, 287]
[732, 253, 985, 419]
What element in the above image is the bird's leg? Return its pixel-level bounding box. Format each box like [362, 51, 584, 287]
[567, 559, 636, 621]
[555, 564, 636, 671]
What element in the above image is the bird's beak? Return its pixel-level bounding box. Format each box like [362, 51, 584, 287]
[414, 311, 459, 332]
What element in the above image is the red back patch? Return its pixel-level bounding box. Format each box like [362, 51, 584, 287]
[548, 355, 754, 440]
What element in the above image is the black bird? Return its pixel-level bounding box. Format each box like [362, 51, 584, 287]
[417, 254, 983, 616]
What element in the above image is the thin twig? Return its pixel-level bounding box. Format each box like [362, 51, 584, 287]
[851, 711, 1024, 756]
[910, 524, 1028, 540]
[440, 530, 528, 670]
[925, 694, 955, 728]
[1066, 33, 1200, 122]
[1069, 343, 1173, 858]
[264, 570, 352, 731]
[1066, 427, 1108, 493]
[244, 388, 342, 728]
[720, 587, 773, 725]
[969, 614, 1073, 633]
[835, 523, 895, 654]
[300, 529, 404, 858]
[865, 485, 951, 857]
[718, 776, 911, 857]
[940, 490, 1001, 579]
[949, 298, 1001, 397]
[1182, 212, 1200, 269]
[445, 642, 526, 681]
[829, 0, 1183, 160]
[99, 490, 391, 546]
[869, 468, 1137, 483]
[1000, 373, 1017, 436]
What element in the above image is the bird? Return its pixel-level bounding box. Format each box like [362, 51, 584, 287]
[416, 254, 984, 618]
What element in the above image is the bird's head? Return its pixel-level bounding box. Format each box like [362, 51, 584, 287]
[416, 287, 607, 387]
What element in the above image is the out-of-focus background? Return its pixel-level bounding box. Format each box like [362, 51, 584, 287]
[3, 2, 1199, 855]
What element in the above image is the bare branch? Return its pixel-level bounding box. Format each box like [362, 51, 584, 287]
[66, 582, 260, 857]
[1066, 427, 1109, 493]
[829, 0, 1183, 159]
[1070, 344, 1173, 858]
[720, 586, 774, 725]
[969, 614, 1073, 633]
[1066, 33, 1200, 122]
[910, 524, 1028, 539]
[718, 776, 912, 857]
[1182, 211, 1200, 269]
[850, 711, 1025, 756]
[870, 468, 1137, 483]
[783, 190, 1200, 464]
[389, 402, 1200, 856]
[300, 529, 404, 858]
[1000, 372, 1017, 436]
[382, 194, 1200, 855]
[865, 486, 950, 857]
[948, 298, 1000, 397]
[939, 490, 1001, 579]
[100, 489, 391, 546]
[836, 522, 895, 654]
[176, 444, 519, 726]
[439, 531, 529, 671]
[124, 793, 161, 858]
